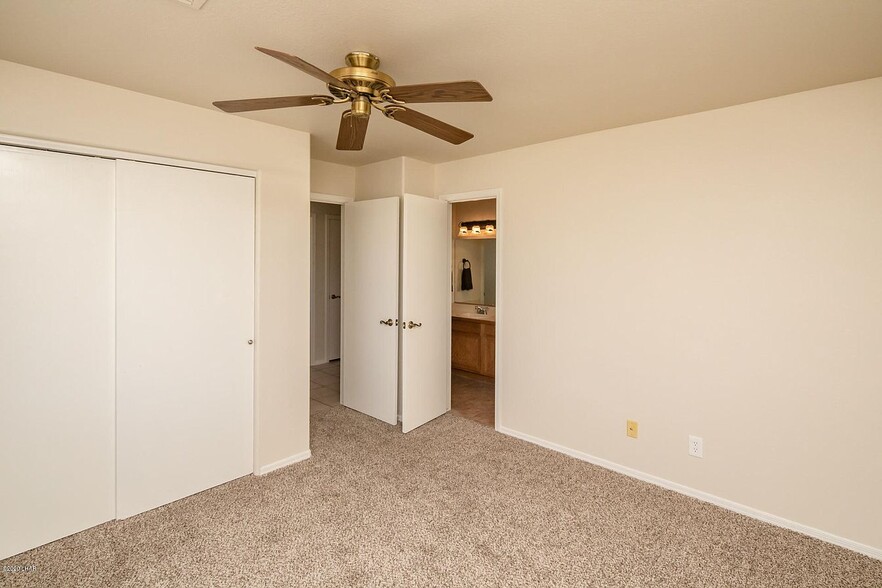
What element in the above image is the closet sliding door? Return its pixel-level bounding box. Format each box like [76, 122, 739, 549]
[115, 161, 255, 519]
[0, 146, 116, 559]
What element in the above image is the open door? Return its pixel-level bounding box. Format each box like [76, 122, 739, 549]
[326, 215, 342, 360]
[341, 197, 399, 425]
[400, 194, 451, 432]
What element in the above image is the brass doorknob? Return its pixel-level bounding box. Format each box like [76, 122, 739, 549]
[407, 321, 422, 329]
[380, 319, 394, 326]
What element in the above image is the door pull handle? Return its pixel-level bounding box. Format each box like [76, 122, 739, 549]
[380, 319, 394, 326]
[407, 321, 422, 329]
[330, 294, 341, 299]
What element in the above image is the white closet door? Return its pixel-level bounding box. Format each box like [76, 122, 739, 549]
[116, 160, 254, 519]
[0, 146, 115, 559]
[341, 198, 399, 424]
[400, 195, 451, 432]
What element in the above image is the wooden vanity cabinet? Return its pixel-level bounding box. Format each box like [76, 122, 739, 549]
[452, 317, 495, 377]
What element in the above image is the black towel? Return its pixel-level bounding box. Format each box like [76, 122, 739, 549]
[461, 259, 473, 291]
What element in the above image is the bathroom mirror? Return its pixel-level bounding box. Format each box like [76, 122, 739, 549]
[454, 238, 496, 306]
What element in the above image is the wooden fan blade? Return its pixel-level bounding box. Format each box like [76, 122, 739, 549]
[213, 95, 331, 113]
[336, 112, 369, 151]
[255, 47, 350, 91]
[386, 81, 492, 103]
[385, 107, 474, 145]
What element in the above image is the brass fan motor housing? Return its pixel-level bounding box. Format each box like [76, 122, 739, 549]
[329, 52, 395, 98]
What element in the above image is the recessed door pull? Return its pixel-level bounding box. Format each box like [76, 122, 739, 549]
[407, 321, 422, 329]
[380, 319, 394, 326]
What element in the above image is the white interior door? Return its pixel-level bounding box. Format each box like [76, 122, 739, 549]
[400, 194, 451, 432]
[341, 198, 399, 424]
[116, 160, 255, 519]
[326, 215, 342, 361]
[0, 146, 115, 559]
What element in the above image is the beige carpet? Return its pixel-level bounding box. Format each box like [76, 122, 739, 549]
[3, 405, 880, 587]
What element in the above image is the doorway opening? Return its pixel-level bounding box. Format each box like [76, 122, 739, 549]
[448, 197, 497, 428]
[310, 200, 344, 414]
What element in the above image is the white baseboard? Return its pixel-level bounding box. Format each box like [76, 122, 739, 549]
[257, 450, 312, 476]
[497, 426, 881, 561]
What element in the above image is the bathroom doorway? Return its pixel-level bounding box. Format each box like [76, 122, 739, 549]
[446, 193, 500, 428]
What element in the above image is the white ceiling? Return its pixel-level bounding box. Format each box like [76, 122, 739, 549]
[2, 0, 881, 166]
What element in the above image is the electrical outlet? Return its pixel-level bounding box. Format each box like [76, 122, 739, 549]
[627, 420, 638, 439]
[689, 435, 703, 458]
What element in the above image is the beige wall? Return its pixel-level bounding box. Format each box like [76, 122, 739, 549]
[355, 157, 403, 200]
[0, 60, 311, 470]
[435, 77, 882, 550]
[340, 156, 435, 200]
[311, 159, 356, 198]
[402, 157, 435, 197]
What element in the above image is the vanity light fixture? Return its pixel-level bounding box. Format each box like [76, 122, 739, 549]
[458, 219, 497, 238]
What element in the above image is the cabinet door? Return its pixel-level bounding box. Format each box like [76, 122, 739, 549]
[452, 319, 482, 373]
[116, 161, 255, 519]
[0, 146, 115, 559]
[481, 324, 496, 377]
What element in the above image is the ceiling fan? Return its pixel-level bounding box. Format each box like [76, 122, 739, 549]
[213, 48, 492, 151]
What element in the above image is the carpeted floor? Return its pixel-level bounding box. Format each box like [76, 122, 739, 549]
[2, 405, 880, 587]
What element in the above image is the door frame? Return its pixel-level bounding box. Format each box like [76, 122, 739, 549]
[438, 188, 503, 431]
[310, 192, 354, 402]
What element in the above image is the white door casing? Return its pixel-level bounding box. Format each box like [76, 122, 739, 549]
[0, 146, 116, 559]
[115, 160, 255, 519]
[341, 197, 399, 425]
[400, 194, 451, 433]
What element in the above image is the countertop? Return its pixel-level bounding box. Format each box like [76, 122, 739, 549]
[452, 313, 496, 323]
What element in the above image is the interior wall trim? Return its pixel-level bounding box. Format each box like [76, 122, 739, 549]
[498, 426, 882, 561]
[311, 192, 354, 204]
[257, 450, 312, 476]
[0, 133, 257, 178]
